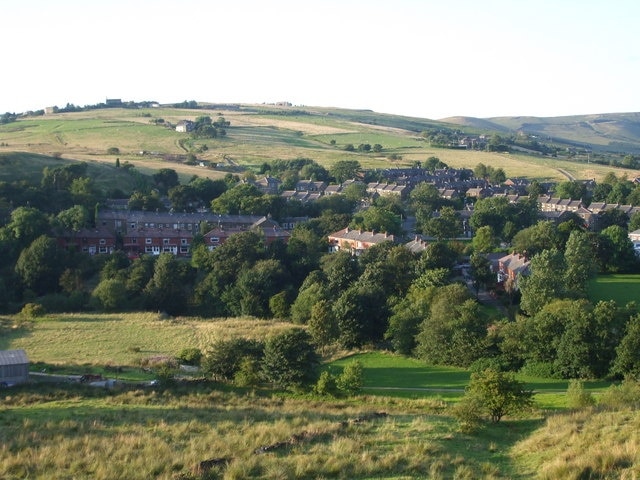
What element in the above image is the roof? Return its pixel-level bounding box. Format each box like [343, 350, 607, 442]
[328, 227, 396, 244]
[0, 349, 28, 365]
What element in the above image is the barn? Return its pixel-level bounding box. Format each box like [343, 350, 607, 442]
[0, 349, 29, 386]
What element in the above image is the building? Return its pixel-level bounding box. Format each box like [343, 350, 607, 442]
[175, 120, 195, 133]
[56, 226, 117, 255]
[496, 253, 530, 290]
[0, 350, 29, 386]
[327, 227, 397, 255]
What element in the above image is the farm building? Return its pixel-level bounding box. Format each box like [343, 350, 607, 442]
[0, 349, 29, 385]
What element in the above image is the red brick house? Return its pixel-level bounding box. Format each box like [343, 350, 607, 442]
[122, 227, 193, 258]
[327, 227, 396, 255]
[56, 226, 117, 255]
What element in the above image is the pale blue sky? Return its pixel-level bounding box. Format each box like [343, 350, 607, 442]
[3, 0, 639, 119]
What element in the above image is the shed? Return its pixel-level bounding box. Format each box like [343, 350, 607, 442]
[0, 349, 29, 385]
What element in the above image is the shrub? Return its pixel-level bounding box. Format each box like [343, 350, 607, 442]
[314, 370, 338, 396]
[107, 147, 120, 155]
[599, 378, 640, 410]
[336, 360, 364, 396]
[233, 357, 260, 387]
[20, 303, 46, 318]
[202, 338, 264, 381]
[519, 361, 557, 378]
[566, 379, 596, 409]
[451, 396, 484, 434]
[176, 347, 202, 366]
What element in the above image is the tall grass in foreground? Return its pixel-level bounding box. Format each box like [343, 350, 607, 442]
[0, 384, 533, 480]
[512, 407, 640, 479]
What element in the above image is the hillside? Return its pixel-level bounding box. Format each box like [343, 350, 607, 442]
[442, 112, 640, 154]
[1, 105, 640, 183]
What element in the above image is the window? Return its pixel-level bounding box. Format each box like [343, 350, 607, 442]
[163, 238, 170, 245]
[131, 237, 137, 243]
[180, 246, 189, 254]
[130, 223, 136, 229]
[210, 236, 219, 243]
[99, 246, 108, 254]
[145, 238, 152, 244]
[99, 239, 106, 245]
[145, 246, 154, 253]
[181, 238, 188, 245]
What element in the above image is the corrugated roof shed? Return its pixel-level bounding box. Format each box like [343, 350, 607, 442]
[0, 350, 28, 365]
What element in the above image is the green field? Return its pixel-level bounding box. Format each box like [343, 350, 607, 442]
[588, 274, 640, 305]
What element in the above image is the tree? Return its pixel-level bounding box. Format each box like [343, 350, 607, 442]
[472, 226, 497, 254]
[15, 235, 66, 295]
[91, 278, 128, 311]
[519, 249, 566, 316]
[612, 314, 640, 379]
[470, 253, 495, 295]
[329, 160, 361, 183]
[415, 284, 487, 367]
[308, 299, 338, 353]
[423, 206, 462, 240]
[210, 183, 263, 214]
[386, 283, 437, 355]
[336, 360, 364, 396]
[202, 338, 264, 382]
[6, 206, 50, 248]
[54, 205, 91, 232]
[152, 168, 180, 195]
[464, 369, 533, 422]
[262, 329, 319, 390]
[511, 221, 559, 257]
[144, 253, 192, 315]
[598, 225, 638, 273]
[564, 230, 596, 297]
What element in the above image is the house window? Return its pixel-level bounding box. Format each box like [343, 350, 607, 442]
[130, 223, 136, 229]
[131, 237, 137, 243]
[163, 238, 170, 245]
[181, 239, 188, 245]
[187, 224, 192, 230]
[99, 246, 108, 254]
[180, 246, 189, 254]
[145, 246, 154, 253]
[145, 238, 152, 244]
[99, 239, 106, 245]
[210, 236, 219, 243]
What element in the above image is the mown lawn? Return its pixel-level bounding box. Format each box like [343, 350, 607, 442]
[588, 274, 640, 305]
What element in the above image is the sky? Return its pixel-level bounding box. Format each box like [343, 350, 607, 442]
[3, 0, 639, 120]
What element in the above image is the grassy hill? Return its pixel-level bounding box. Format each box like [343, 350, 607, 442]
[443, 112, 640, 154]
[2, 105, 640, 183]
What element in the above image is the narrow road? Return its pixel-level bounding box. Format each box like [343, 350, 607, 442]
[557, 168, 575, 181]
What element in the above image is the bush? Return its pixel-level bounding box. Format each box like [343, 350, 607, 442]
[107, 147, 120, 155]
[566, 379, 596, 409]
[599, 378, 640, 410]
[314, 371, 338, 396]
[336, 360, 364, 396]
[233, 357, 260, 387]
[176, 347, 202, 366]
[519, 361, 557, 378]
[451, 396, 484, 434]
[20, 303, 46, 318]
[202, 338, 264, 382]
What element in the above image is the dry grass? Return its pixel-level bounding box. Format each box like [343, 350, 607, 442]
[0, 387, 508, 480]
[5, 313, 297, 367]
[512, 408, 640, 479]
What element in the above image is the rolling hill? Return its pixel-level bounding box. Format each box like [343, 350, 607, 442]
[1, 104, 640, 184]
[442, 112, 640, 153]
